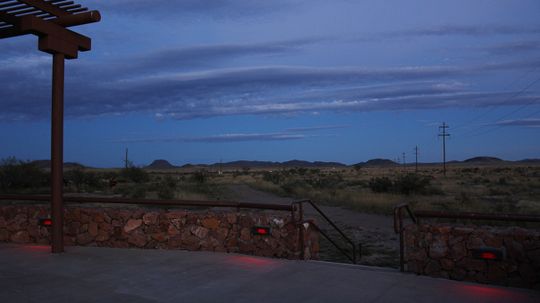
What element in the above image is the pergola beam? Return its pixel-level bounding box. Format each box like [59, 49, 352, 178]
[0, 10, 100, 39]
[51, 10, 100, 27]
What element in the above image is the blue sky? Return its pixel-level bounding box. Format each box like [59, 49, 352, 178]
[1, 0, 539, 167]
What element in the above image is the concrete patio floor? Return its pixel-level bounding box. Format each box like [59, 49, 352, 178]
[0, 243, 538, 303]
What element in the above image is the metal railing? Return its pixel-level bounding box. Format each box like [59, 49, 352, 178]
[293, 199, 359, 264]
[393, 203, 417, 272]
[0, 194, 293, 212]
[393, 203, 540, 272]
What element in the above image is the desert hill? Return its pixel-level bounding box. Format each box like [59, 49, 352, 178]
[463, 156, 503, 163]
[146, 159, 177, 169]
[353, 158, 398, 167]
[30, 160, 86, 169]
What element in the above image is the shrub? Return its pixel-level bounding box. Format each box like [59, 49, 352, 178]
[0, 157, 48, 192]
[393, 173, 431, 195]
[116, 184, 147, 198]
[64, 168, 102, 192]
[191, 170, 208, 184]
[263, 171, 282, 184]
[368, 177, 393, 193]
[121, 165, 149, 183]
[157, 175, 176, 199]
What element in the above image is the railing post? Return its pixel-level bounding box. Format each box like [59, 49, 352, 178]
[399, 207, 404, 272]
[299, 201, 305, 260]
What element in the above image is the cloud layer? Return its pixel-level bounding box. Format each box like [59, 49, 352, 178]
[2, 21, 540, 122]
[493, 118, 540, 127]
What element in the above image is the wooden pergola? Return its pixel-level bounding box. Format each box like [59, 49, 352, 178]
[0, 0, 100, 253]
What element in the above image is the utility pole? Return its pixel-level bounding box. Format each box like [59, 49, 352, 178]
[414, 146, 418, 173]
[218, 158, 223, 175]
[438, 123, 450, 176]
[124, 148, 129, 169]
[402, 152, 406, 171]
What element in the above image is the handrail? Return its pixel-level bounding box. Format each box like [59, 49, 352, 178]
[414, 210, 540, 222]
[294, 199, 358, 264]
[394, 203, 417, 272]
[393, 203, 416, 234]
[0, 194, 293, 211]
[306, 220, 355, 264]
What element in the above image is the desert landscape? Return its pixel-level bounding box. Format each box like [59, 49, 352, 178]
[2, 156, 539, 267]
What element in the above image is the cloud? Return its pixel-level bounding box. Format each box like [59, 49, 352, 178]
[482, 41, 540, 55]
[2, 49, 540, 121]
[114, 132, 309, 143]
[100, 38, 325, 73]
[285, 125, 349, 132]
[386, 25, 540, 38]
[94, 0, 304, 19]
[491, 119, 540, 128]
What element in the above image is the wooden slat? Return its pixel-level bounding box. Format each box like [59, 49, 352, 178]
[64, 7, 85, 13]
[11, 7, 39, 15]
[19, 0, 69, 17]
[58, 4, 79, 10]
[55, 1, 73, 7]
[0, 2, 25, 10]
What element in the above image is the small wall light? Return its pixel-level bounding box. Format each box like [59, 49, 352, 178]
[39, 218, 53, 227]
[252, 226, 271, 236]
[472, 247, 505, 261]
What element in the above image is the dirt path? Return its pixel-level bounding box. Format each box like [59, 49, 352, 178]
[226, 184, 399, 267]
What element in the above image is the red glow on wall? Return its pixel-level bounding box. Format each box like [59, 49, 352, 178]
[480, 252, 497, 260]
[472, 248, 504, 261]
[252, 226, 271, 236]
[39, 218, 53, 227]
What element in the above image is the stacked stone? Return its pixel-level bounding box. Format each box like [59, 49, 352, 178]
[404, 223, 540, 289]
[0, 205, 319, 260]
[0, 206, 50, 244]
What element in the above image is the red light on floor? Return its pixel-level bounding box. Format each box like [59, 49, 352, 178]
[252, 226, 271, 236]
[39, 218, 52, 227]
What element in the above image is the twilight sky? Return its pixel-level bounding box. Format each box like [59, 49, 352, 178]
[1, 0, 540, 167]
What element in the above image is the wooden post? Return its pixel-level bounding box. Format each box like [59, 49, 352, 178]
[51, 52, 65, 253]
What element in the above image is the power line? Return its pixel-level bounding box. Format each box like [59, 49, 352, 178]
[463, 97, 540, 138]
[456, 76, 540, 138]
[124, 148, 129, 169]
[453, 67, 540, 132]
[414, 145, 418, 173]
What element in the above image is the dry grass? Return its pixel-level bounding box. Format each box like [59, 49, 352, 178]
[232, 163, 540, 215]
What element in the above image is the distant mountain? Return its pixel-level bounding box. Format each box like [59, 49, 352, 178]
[463, 156, 503, 163]
[211, 160, 346, 168]
[281, 160, 346, 167]
[146, 159, 177, 169]
[218, 160, 278, 168]
[353, 158, 398, 167]
[30, 160, 86, 169]
[516, 158, 540, 163]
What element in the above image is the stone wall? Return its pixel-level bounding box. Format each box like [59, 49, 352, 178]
[403, 223, 540, 289]
[0, 205, 319, 260]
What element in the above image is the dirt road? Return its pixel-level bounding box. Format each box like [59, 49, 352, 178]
[226, 184, 399, 267]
